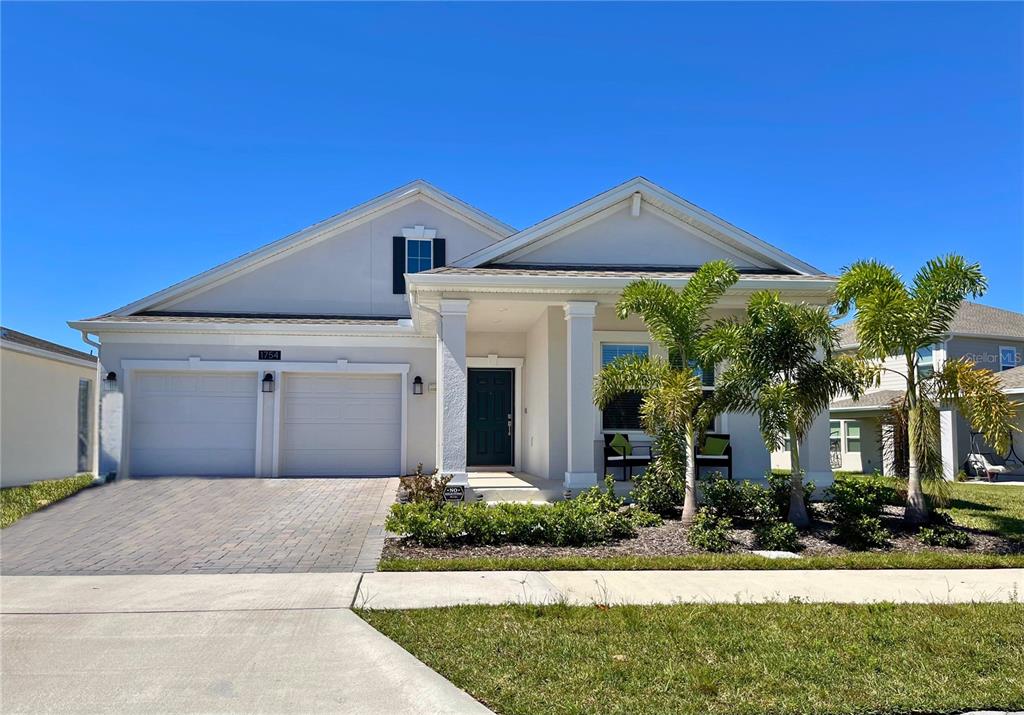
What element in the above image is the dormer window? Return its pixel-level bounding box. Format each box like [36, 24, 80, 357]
[406, 239, 433, 275]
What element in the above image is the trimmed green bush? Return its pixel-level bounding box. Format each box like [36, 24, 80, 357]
[386, 482, 661, 548]
[765, 470, 815, 517]
[629, 467, 684, 517]
[917, 526, 971, 549]
[834, 515, 889, 550]
[753, 519, 799, 551]
[687, 509, 732, 552]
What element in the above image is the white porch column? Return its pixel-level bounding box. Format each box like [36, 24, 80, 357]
[939, 407, 959, 481]
[564, 301, 598, 489]
[799, 406, 833, 489]
[437, 299, 470, 486]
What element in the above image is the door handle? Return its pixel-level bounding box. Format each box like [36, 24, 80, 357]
[507, 414, 512, 437]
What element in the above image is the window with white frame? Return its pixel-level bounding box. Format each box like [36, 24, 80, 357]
[916, 345, 934, 379]
[600, 344, 649, 431]
[1000, 346, 1018, 372]
[845, 421, 862, 453]
[829, 420, 842, 453]
[406, 239, 433, 275]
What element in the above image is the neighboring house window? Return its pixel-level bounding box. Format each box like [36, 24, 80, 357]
[600, 344, 649, 431]
[687, 359, 715, 388]
[1000, 346, 1018, 372]
[845, 421, 861, 453]
[77, 379, 91, 473]
[406, 239, 433, 275]
[829, 420, 842, 452]
[917, 345, 934, 379]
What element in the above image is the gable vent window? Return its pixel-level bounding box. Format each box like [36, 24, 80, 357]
[393, 226, 446, 294]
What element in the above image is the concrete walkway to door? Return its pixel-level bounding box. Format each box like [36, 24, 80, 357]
[0, 476, 399, 575]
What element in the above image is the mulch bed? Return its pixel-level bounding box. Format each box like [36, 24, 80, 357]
[382, 504, 1022, 562]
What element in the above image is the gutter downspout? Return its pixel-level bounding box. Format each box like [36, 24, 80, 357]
[79, 330, 107, 485]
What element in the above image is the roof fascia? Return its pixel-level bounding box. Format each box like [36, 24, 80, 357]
[104, 181, 514, 318]
[68, 318, 421, 338]
[1, 339, 97, 369]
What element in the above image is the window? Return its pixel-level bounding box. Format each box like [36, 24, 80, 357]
[77, 379, 91, 472]
[916, 345, 934, 379]
[601, 344, 649, 431]
[829, 420, 842, 452]
[845, 421, 861, 453]
[406, 239, 433, 275]
[1000, 346, 1018, 372]
[687, 359, 715, 388]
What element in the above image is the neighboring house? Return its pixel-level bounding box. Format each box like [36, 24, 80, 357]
[996, 365, 1024, 468]
[69, 178, 838, 492]
[1, 327, 98, 487]
[804, 302, 1024, 479]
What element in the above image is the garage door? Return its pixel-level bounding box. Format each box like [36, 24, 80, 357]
[280, 374, 401, 476]
[130, 372, 258, 477]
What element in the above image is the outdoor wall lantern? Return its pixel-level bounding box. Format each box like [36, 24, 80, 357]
[412, 375, 424, 395]
[104, 371, 117, 384]
[262, 372, 275, 393]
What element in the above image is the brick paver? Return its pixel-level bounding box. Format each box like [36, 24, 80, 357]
[0, 476, 399, 575]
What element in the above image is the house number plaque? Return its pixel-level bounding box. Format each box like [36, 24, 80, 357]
[258, 350, 282, 361]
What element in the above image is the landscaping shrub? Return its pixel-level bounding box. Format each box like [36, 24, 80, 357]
[629, 467, 684, 517]
[753, 519, 799, 552]
[687, 509, 732, 552]
[386, 482, 662, 548]
[701, 474, 778, 525]
[833, 515, 889, 550]
[765, 470, 815, 517]
[917, 526, 970, 549]
[398, 465, 451, 505]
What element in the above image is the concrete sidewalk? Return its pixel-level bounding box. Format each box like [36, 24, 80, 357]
[355, 568, 1024, 609]
[1, 574, 491, 715]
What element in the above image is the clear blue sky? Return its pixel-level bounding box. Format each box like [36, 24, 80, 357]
[3, 2, 1022, 349]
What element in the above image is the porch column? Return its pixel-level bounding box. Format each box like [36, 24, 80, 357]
[939, 407, 959, 481]
[881, 422, 898, 477]
[437, 299, 470, 486]
[564, 301, 598, 489]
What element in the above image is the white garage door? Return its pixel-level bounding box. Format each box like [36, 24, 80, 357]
[281, 374, 401, 476]
[130, 372, 258, 477]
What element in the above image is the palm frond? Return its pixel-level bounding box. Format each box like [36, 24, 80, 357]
[834, 259, 905, 316]
[592, 354, 671, 409]
[910, 254, 987, 344]
[930, 358, 1018, 454]
[616, 279, 686, 357]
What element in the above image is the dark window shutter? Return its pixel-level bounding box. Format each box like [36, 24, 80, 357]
[432, 238, 446, 268]
[392, 236, 406, 294]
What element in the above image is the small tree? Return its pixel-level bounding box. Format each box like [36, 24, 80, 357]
[835, 255, 1018, 524]
[702, 291, 867, 527]
[593, 261, 739, 525]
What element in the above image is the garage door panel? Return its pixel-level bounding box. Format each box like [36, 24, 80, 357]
[281, 374, 401, 477]
[130, 371, 257, 477]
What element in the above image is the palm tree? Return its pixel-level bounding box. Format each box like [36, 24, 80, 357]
[835, 255, 1018, 524]
[593, 261, 739, 525]
[701, 291, 867, 527]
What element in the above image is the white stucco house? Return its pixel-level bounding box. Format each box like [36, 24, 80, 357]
[70, 178, 837, 494]
[1, 327, 98, 487]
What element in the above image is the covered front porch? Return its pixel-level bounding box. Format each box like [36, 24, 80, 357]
[466, 469, 640, 504]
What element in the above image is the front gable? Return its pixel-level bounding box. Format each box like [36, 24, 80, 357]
[457, 177, 822, 275]
[104, 181, 512, 319]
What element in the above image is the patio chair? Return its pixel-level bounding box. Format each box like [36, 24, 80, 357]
[602, 433, 652, 481]
[964, 453, 1012, 481]
[695, 433, 732, 479]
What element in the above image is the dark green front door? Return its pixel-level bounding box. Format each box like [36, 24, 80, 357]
[467, 368, 514, 466]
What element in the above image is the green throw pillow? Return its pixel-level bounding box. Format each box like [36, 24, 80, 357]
[702, 436, 729, 456]
[609, 433, 632, 456]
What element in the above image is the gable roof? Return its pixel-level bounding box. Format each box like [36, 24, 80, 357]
[99, 180, 515, 318]
[998, 365, 1024, 393]
[839, 301, 1024, 348]
[453, 177, 823, 275]
[1, 326, 96, 364]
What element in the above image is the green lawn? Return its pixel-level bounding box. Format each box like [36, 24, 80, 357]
[379, 552, 1024, 571]
[0, 474, 93, 528]
[942, 482, 1024, 540]
[362, 602, 1024, 715]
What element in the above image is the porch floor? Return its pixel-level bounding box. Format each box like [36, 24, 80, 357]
[467, 471, 637, 504]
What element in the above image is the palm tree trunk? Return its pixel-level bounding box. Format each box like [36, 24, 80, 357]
[904, 404, 929, 525]
[681, 427, 698, 526]
[787, 428, 810, 528]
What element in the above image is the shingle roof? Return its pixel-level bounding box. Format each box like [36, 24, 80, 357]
[831, 389, 904, 411]
[87, 312, 405, 326]
[0, 326, 96, 362]
[839, 301, 1024, 347]
[997, 365, 1024, 391]
[423, 265, 838, 281]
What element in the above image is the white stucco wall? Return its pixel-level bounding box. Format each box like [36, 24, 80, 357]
[1, 347, 97, 486]
[95, 335, 436, 478]
[163, 199, 498, 317]
[507, 201, 769, 268]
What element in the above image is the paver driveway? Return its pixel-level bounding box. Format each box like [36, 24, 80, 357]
[1, 476, 399, 575]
